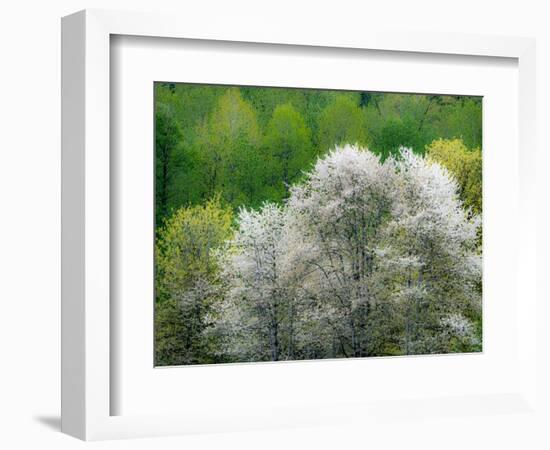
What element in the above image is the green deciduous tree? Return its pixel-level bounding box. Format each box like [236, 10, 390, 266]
[263, 103, 313, 200]
[195, 88, 264, 208]
[154, 84, 227, 224]
[364, 94, 439, 158]
[369, 116, 429, 160]
[426, 138, 482, 215]
[317, 96, 368, 151]
[155, 196, 233, 365]
[437, 98, 482, 149]
[155, 102, 182, 227]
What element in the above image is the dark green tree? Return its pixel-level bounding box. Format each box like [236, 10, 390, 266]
[437, 98, 482, 149]
[155, 102, 182, 227]
[370, 117, 428, 159]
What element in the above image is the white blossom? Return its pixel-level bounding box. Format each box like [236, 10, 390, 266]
[216, 145, 482, 359]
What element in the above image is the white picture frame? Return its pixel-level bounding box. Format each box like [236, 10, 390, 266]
[61, 9, 538, 441]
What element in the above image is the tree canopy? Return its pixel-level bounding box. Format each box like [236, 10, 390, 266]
[263, 103, 314, 200]
[154, 83, 482, 225]
[155, 196, 233, 365]
[427, 138, 482, 215]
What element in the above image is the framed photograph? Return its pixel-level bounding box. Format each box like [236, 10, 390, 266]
[151, 82, 484, 368]
[61, 9, 538, 441]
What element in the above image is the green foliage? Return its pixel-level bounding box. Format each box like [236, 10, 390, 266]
[195, 88, 265, 208]
[436, 97, 483, 149]
[263, 103, 314, 200]
[154, 83, 226, 223]
[427, 138, 482, 215]
[363, 94, 482, 158]
[363, 94, 436, 157]
[156, 195, 233, 301]
[239, 86, 308, 127]
[155, 102, 182, 227]
[155, 196, 233, 365]
[369, 116, 429, 160]
[317, 95, 368, 151]
[154, 83, 483, 219]
[240, 87, 360, 137]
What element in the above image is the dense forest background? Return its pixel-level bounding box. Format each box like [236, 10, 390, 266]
[155, 84, 482, 226]
[154, 83, 482, 366]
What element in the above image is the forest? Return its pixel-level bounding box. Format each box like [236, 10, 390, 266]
[154, 83, 483, 366]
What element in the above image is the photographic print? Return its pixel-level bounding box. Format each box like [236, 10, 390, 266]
[154, 83, 482, 366]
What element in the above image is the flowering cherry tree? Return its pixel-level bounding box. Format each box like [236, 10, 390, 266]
[216, 145, 481, 361]
[213, 204, 300, 361]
